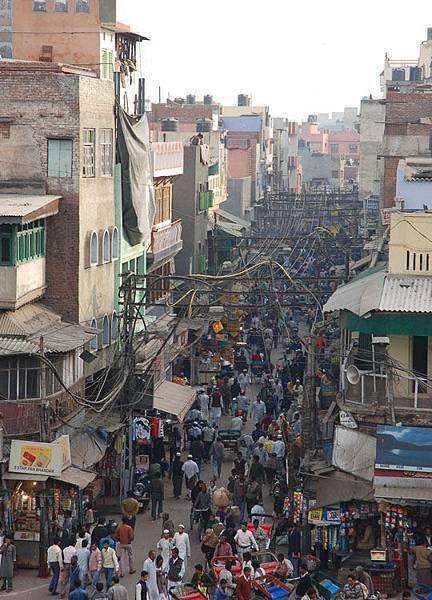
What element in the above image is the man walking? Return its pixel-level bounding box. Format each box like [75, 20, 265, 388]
[171, 453, 184, 499]
[150, 473, 164, 521]
[115, 518, 135, 577]
[202, 423, 215, 463]
[156, 530, 173, 570]
[142, 551, 157, 600]
[135, 571, 148, 600]
[101, 540, 119, 590]
[75, 539, 90, 587]
[48, 537, 63, 595]
[107, 575, 129, 600]
[121, 492, 139, 530]
[167, 548, 185, 595]
[234, 524, 258, 559]
[182, 455, 199, 498]
[210, 437, 224, 480]
[210, 388, 222, 426]
[173, 524, 191, 569]
[89, 542, 102, 590]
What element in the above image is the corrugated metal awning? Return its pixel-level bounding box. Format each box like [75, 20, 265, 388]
[379, 275, 432, 313]
[323, 268, 385, 316]
[153, 380, 197, 422]
[374, 484, 432, 504]
[0, 194, 60, 224]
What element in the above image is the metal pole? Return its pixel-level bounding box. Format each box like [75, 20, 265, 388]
[38, 336, 50, 578]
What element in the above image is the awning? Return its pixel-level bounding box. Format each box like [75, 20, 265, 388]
[70, 431, 107, 470]
[215, 208, 250, 230]
[374, 484, 432, 504]
[217, 222, 244, 238]
[315, 470, 375, 507]
[52, 466, 96, 490]
[0, 194, 60, 224]
[153, 380, 197, 422]
[323, 267, 385, 316]
[2, 471, 48, 482]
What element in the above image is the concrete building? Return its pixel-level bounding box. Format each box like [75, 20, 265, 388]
[0, 60, 117, 431]
[151, 97, 219, 135]
[172, 145, 211, 276]
[395, 157, 432, 210]
[298, 144, 344, 190]
[299, 118, 329, 154]
[316, 107, 358, 130]
[272, 118, 301, 193]
[328, 129, 360, 184]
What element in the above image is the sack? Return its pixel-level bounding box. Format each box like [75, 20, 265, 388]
[212, 487, 230, 507]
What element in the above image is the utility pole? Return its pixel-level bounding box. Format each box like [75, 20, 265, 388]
[302, 336, 316, 467]
[38, 336, 50, 577]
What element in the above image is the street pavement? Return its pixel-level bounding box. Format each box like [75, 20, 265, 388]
[8, 377, 274, 600]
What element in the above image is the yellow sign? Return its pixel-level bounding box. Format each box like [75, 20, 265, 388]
[55, 435, 71, 469]
[9, 440, 63, 477]
[211, 320, 224, 334]
[308, 507, 323, 523]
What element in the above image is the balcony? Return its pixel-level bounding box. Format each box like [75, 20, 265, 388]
[0, 258, 46, 309]
[152, 141, 184, 178]
[147, 219, 183, 269]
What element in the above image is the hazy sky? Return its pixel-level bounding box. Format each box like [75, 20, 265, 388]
[119, 0, 431, 121]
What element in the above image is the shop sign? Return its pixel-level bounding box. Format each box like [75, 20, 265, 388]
[55, 435, 71, 469]
[9, 440, 63, 477]
[308, 507, 323, 523]
[375, 425, 432, 474]
[308, 505, 341, 525]
[339, 410, 357, 429]
[132, 417, 151, 442]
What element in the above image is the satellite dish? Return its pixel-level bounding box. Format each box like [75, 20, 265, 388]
[346, 365, 361, 385]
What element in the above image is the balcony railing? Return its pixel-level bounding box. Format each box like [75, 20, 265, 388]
[152, 141, 184, 177]
[148, 219, 183, 264]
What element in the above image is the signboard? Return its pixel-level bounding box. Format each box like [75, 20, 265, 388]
[55, 435, 71, 469]
[9, 440, 63, 477]
[339, 410, 358, 429]
[308, 505, 341, 526]
[132, 417, 151, 442]
[376, 425, 432, 473]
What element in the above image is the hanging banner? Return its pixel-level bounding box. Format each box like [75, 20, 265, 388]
[9, 440, 63, 477]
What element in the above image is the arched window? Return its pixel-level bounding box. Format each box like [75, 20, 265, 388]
[90, 231, 98, 265]
[102, 315, 109, 346]
[111, 227, 119, 260]
[89, 318, 98, 351]
[103, 229, 110, 262]
[111, 312, 119, 341]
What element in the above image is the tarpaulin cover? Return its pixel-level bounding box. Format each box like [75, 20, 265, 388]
[117, 107, 155, 246]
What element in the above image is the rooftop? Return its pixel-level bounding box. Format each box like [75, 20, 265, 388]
[0, 195, 60, 224]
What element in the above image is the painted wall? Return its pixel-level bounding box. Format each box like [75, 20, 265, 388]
[389, 211, 432, 274]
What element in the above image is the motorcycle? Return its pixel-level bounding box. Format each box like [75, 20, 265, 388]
[132, 471, 152, 512]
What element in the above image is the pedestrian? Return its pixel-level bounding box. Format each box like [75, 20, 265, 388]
[0, 535, 16, 593]
[135, 571, 148, 600]
[251, 560, 266, 580]
[182, 455, 199, 497]
[155, 556, 167, 600]
[101, 540, 119, 590]
[233, 474, 247, 521]
[48, 537, 63, 595]
[355, 566, 374, 597]
[264, 452, 277, 490]
[142, 550, 158, 600]
[295, 564, 312, 600]
[89, 542, 103, 590]
[168, 427, 182, 465]
[68, 579, 89, 600]
[202, 423, 216, 462]
[210, 388, 223, 426]
[115, 517, 135, 577]
[234, 523, 258, 559]
[161, 514, 175, 538]
[121, 492, 140, 530]
[190, 437, 205, 472]
[167, 548, 185, 595]
[76, 539, 91, 587]
[157, 530, 173, 571]
[245, 478, 261, 516]
[251, 398, 266, 424]
[250, 502, 265, 524]
[236, 566, 252, 600]
[170, 453, 183, 500]
[60, 539, 77, 598]
[251, 520, 267, 551]
[231, 413, 243, 432]
[233, 452, 246, 477]
[172, 524, 191, 568]
[413, 537, 432, 585]
[92, 519, 109, 547]
[210, 437, 225, 480]
[198, 389, 210, 422]
[249, 456, 265, 485]
[107, 575, 129, 600]
[274, 553, 293, 581]
[193, 483, 212, 531]
[200, 528, 218, 569]
[273, 434, 286, 471]
[90, 582, 108, 600]
[150, 473, 165, 521]
[69, 556, 82, 593]
[76, 527, 92, 550]
[190, 564, 212, 594]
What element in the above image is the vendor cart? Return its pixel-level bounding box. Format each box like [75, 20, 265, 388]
[169, 584, 209, 600]
[310, 571, 342, 600]
[251, 550, 278, 573]
[253, 574, 294, 600]
[211, 555, 242, 581]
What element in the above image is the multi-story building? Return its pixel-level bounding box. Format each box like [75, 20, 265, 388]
[316, 107, 358, 130]
[272, 118, 301, 194]
[299, 117, 329, 154]
[0, 59, 116, 431]
[328, 129, 360, 184]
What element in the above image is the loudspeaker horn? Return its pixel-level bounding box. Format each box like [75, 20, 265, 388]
[346, 364, 361, 385]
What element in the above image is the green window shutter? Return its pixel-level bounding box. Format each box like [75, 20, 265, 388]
[198, 254, 206, 273]
[108, 50, 114, 80]
[208, 191, 213, 208]
[48, 139, 72, 177]
[199, 192, 206, 211]
[101, 48, 108, 79]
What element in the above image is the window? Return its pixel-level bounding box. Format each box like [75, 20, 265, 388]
[100, 129, 113, 176]
[82, 129, 95, 177]
[55, 0, 67, 11]
[406, 250, 410, 270]
[101, 49, 113, 81]
[103, 229, 110, 262]
[0, 356, 41, 400]
[33, 0, 47, 10]
[349, 144, 358, 153]
[48, 139, 72, 177]
[111, 227, 119, 260]
[15, 221, 45, 263]
[111, 312, 119, 341]
[102, 315, 109, 347]
[90, 231, 98, 265]
[89, 318, 98, 351]
[0, 229, 13, 265]
[147, 262, 170, 304]
[75, 0, 89, 12]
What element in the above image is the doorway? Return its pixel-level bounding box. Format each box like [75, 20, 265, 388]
[412, 336, 428, 392]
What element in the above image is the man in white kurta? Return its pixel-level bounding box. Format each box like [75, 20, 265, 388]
[156, 530, 172, 571]
[143, 550, 158, 600]
[172, 524, 191, 569]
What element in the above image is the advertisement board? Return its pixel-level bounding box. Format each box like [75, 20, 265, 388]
[375, 425, 432, 473]
[9, 440, 63, 477]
